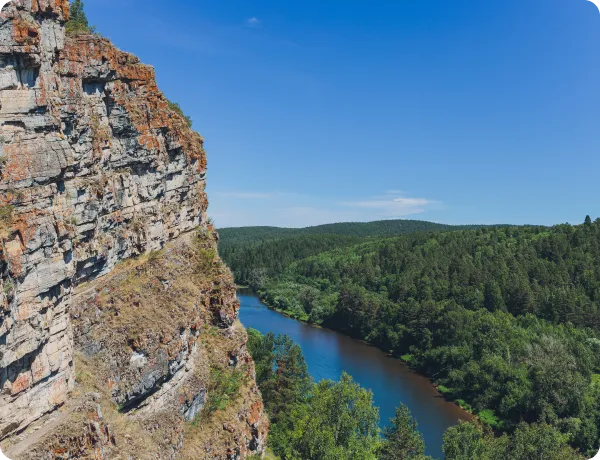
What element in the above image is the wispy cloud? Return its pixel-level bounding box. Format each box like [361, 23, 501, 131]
[342, 194, 436, 217]
[245, 17, 261, 28]
[209, 190, 440, 228]
[215, 191, 275, 199]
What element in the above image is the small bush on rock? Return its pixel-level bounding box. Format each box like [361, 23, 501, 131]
[0, 204, 14, 237]
[199, 366, 246, 419]
[167, 99, 193, 128]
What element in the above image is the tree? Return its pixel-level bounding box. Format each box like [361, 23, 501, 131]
[246, 328, 275, 387]
[584, 215, 592, 226]
[246, 331, 310, 423]
[442, 422, 495, 460]
[277, 372, 380, 460]
[483, 280, 505, 312]
[65, 0, 96, 35]
[506, 422, 582, 460]
[265, 334, 311, 421]
[233, 221, 600, 454]
[443, 421, 582, 460]
[379, 404, 431, 459]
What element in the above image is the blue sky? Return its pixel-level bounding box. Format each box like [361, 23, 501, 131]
[85, 0, 600, 227]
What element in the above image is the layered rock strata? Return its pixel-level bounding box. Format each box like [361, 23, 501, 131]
[0, 1, 267, 457]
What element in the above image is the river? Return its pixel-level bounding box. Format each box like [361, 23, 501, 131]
[237, 289, 472, 459]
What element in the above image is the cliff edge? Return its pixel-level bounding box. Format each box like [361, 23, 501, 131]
[0, 1, 267, 457]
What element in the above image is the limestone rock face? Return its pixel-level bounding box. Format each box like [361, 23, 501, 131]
[0, 2, 267, 458]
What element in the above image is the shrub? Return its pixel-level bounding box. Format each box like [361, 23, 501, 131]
[400, 353, 414, 363]
[455, 399, 472, 412]
[2, 279, 14, 295]
[199, 366, 246, 419]
[437, 385, 453, 395]
[479, 409, 504, 430]
[0, 204, 14, 236]
[167, 99, 193, 128]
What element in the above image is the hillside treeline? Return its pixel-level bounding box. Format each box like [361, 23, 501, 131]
[223, 218, 600, 456]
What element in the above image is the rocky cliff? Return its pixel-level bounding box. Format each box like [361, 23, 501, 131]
[0, 1, 267, 458]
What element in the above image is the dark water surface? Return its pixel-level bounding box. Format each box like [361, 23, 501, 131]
[238, 289, 471, 459]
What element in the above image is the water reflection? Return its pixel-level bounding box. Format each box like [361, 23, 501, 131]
[238, 289, 471, 459]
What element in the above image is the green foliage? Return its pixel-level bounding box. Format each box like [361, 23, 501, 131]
[200, 366, 246, 418]
[229, 219, 600, 454]
[247, 331, 384, 459]
[218, 219, 487, 251]
[437, 385, 452, 395]
[455, 400, 472, 412]
[218, 220, 492, 287]
[2, 279, 14, 295]
[478, 409, 503, 430]
[167, 99, 193, 128]
[246, 330, 311, 423]
[379, 404, 431, 459]
[0, 204, 14, 236]
[65, 0, 96, 36]
[442, 421, 582, 460]
[274, 373, 380, 460]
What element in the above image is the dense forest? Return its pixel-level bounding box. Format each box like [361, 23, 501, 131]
[225, 218, 600, 457]
[218, 219, 485, 251]
[247, 329, 584, 459]
[219, 219, 490, 286]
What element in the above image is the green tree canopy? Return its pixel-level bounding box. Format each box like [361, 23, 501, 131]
[379, 404, 431, 459]
[443, 421, 582, 460]
[233, 220, 600, 454]
[276, 372, 380, 460]
[65, 0, 95, 35]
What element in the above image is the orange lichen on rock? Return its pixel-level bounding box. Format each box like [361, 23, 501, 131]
[30, 0, 70, 21]
[3, 143, 35, 183]
[12, 12, 40, 48]
[4, 239, 23, 278]
[60, 35, 207, 168]
[11, 209, 49, 248]
[248, 400, 264, 425]
[0, 3, 266, 457]
[11, 372, 32, 396]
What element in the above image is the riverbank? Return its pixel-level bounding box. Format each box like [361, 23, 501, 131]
[239, 287, 478, 422]
[237, 289, 474, 458]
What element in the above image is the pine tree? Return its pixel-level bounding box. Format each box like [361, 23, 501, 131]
[379, 404, 431, 459]
[484, 279, 505, 312]
[66, 0, 95, 36]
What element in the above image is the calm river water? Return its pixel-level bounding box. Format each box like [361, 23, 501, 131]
[238, 289, 471, 459]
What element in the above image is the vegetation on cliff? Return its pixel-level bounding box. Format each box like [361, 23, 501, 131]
[227, 218, 600, 457]
[65, 0, 96, 35]
[167, 99, 194, 128]
[0, 205, 14, 238]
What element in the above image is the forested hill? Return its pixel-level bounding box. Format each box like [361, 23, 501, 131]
[222, 217, 600, 457]
[218, 219, 484, 250]
[218, 219, 488, 284]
